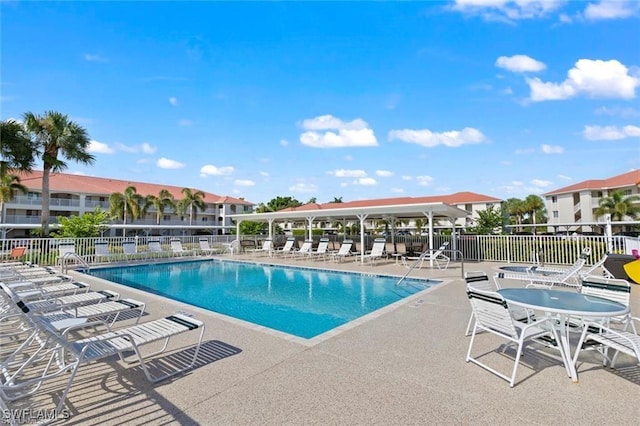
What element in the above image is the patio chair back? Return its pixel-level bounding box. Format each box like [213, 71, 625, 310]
[467, 289, 518, 338]
[298, 240, 313, 253]
[337, 240, 353, 256]
[370, 238, 386, 256]
[316, 238, 329, 254]
[95, 241, 111, 257]
[281, 238, 295, 253]
[580, 276, 631, 307]
[199, 238, 212, 251]
[148, 240, 163, 253]
[122, 241, 137, 255]
[58, 242, 76, 257]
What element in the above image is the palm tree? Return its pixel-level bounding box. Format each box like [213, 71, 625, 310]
[23, 111, 94, 236]
[148, 189, 176, 225]
[505, 198, 527, 232]
[595, 190, 640, 231]
[178, 188, 206, 226]
[331, 196, 343, 203]
[0, 173, 28, 237]
[109, 186, 148, 235]
[1, 119, 36, 173]
[523, 194, 546, 234]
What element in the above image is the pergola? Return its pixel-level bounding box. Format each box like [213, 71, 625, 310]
[228, 201, 469, 263]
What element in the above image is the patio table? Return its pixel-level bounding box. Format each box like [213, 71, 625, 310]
[497, 288, 628, 383]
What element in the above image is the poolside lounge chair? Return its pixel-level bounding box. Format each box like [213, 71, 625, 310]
[330, 240, 353, 262]
[275, 237, 296, 257]
[27, 290, 120, 313]
[494, 248, 590, 289]
[12, 281, 91, 301]
[170, 239, 194, 257]
[362, 238, 387, 265]
[292, 240, 313, 259]
[94, 241, 114, 263]
[250, 239, 274, 257]
[465, 288, 559, 387]
[148, 240, 169, 258]
[0, 305, 205, 418]
[41, 297, 146, 331]
[122, 240, 139, 261]
[311, 238, 330, 260]
[199, 238, 223, 256]
[573, 316, 640, 371]
[402, 242, 450, 270]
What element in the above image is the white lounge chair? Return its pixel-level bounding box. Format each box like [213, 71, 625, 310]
[94, 241, 114, 263]
[148, 240, 169, 258]
[465, 288, 559, 387]
[275, 238, 296, 257]
[402, 242, 450, 269]
[494, 248, 590, 289]
[27, 290, 120, 313]
[198, 238, 222, 255]
[311, 238, 330, 260]
[330, 240, 353, 262]
[250, 239, 274, 257]
[122, 240, 139, 261]
[170, 239, 194, 257]
[362, 238, 387, 265]
[574, 316, 640, 371]
[41, 298, 146, 331]
[0, 310, 205, 418]
[292, 240, 313, 259]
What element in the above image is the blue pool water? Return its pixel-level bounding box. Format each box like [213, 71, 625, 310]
[88, 260, 438, 339]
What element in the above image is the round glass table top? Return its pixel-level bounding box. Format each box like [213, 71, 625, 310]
[497, 288, 627, 316]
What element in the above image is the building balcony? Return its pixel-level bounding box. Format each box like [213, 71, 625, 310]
[4, 215, 59, 224]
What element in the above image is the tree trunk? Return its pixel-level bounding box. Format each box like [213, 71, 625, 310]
[0, 201, 5, 239]
[41, 167, 51, 237]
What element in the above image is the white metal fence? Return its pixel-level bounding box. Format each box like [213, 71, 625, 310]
[0, 234, 634, 267]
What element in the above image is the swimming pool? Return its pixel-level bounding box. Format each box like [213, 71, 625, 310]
[87, 260, 438, 339]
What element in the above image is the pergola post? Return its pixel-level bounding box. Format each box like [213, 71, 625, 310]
[267, 218, 274, 240]
[306, 216, 316, 241]
[357, 213, 368, 263]
[423, 211, 434, 267]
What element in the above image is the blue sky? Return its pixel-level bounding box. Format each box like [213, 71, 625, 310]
[2, 1, 639, 205]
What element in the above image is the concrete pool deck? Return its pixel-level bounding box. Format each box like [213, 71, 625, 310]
[8, 254, 640, 424]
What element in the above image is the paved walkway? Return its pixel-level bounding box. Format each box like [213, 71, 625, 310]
[11, 254, 640, 425]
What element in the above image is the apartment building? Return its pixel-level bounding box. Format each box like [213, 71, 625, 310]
[543, 169, 640, 233]
[2, 171, 254, 238]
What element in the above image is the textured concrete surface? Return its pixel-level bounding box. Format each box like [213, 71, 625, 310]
[7, 254, 639, 425]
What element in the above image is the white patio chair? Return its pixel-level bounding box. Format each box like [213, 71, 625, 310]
[292, 240, 313, 259]
[362, 238, 387, 265]
[199, 238, 223, 255]
[574, 316, 640, 370]
[311, 238, 330, 261]
[94, 241, 114, 263]
[122, 240, 139, 261]
[249, 239, 274, 257]
[275, 238, 296, 257]
[494, 248, 590, 289]
[465, 288, 559, 387]
[577, 275, 635, 332]
[170, 239, 194, 257]
[329, 240, 354, 263]
[464, 272, 533, 336]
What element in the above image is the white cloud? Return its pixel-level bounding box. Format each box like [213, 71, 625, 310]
[156, 157, 185, 169]
[496, 55, 546, 73]
[234, 179, 255, 187]
[200, 165, 235, 176]
[114, 142, 157, 154]
[582, 125, 640, 140]
[401, 176, 413, 181]
[388, 127, 486, 147]
[289, 182, 318, 193]
[355, 177, 377, 186]
[88, 140, 114, 154]
[531, 179, 553, 187]
[584, 0, 639, 20]
[557, 174, 572, 181]
[416, 175, 434, 186]
[280, 139, 289, 147]
[527, 59, 640, 101]
[169, 97, 178, 106]
[541, 144, 564, 154]
[329, 169, 367, 178]
[391, 188, 404, 193]
[178, 119, 194, 126]
[450, 0, 565, 21]
[260, 171, 270, 177]
[375, 170, 394, 177]
[84, 53, 108, 63]
[594, 106, 640, 118]
[299, 114, 378, 148]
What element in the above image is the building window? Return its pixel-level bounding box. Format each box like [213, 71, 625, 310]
[623, 189, 632, 196]
[201, 217, 208, 222]
[163, 215, 171, 221]
[218, 217, 223, 222]
[553, 211, 559, 218]
[551, 196, 557, 203]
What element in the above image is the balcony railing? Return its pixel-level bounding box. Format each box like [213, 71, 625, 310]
[3, 215, 59, 224]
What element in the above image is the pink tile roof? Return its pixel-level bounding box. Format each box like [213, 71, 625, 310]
[544, 170, 640, 196]
[15, 170, 254, 205]
[281, 191, 501, 212]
